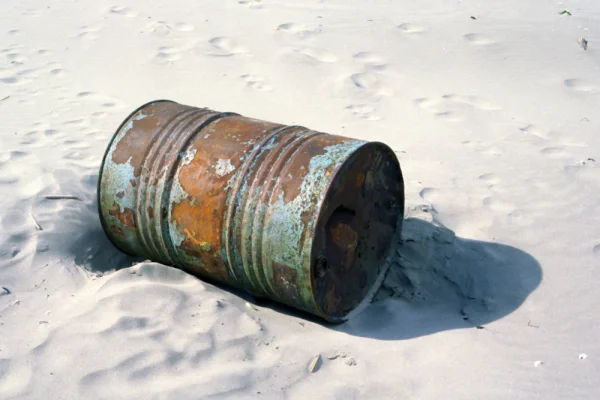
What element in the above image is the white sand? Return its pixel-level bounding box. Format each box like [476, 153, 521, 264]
[1, 0, 599, 398]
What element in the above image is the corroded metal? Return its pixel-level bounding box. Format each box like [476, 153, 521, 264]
[98, 100, 404, 322]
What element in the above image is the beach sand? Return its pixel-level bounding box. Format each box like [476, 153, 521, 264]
[1, 0, 599, 398]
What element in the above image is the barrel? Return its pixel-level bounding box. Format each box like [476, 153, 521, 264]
[97, 100, 404, 322]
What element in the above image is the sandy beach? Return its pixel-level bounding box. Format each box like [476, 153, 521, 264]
[1, 0, 599, 398]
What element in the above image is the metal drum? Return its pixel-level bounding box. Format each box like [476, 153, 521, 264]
[98, 100, 404, 322]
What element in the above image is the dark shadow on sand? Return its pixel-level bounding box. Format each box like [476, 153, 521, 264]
[49, 174, 141, 274]
[335, 217, 543, 340]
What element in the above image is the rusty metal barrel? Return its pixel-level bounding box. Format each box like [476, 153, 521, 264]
[98, 100, 404, 322]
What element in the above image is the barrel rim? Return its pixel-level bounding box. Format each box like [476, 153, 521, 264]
[310, 140, 404, 323]
[97, 99, 176, 257]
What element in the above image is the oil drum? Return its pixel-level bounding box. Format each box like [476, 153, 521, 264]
[98, 100, 404, 322]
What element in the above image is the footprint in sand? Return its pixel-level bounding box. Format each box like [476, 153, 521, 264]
[520, 124, 586, 147]
[71, 91, 125, 110]
[441, 94, 501, 111]
[415, 93, 500, 123]
[240, 74, 273, 92]
[351, 72, 378, 89]
[171, 22, 194, 32]
[540, 146, 566, 157]
[482, 196, 515, 213]
[346, 104, 380, 121]
[8, 29, 20, 36]
[415, 98, 465, 122]
[156, 46, 183, 62]
[463, 33, 496, 46]
[62, 119, 87, 127]
[46, 62, 65, 77]
[109, 6, 138, 18]
[353, 52, 387, 70]
[479, 173, 500, 185]
[300, 47, 338, 63]
[276, 23, 320, 39]
[564, 79, 599, 93]
[0, 64, 40, 85]
[22, 8, 43, 17]
[519, 124, 548, 140]
[44, 129, 61, 137]
[206, 37, 248, 56]
[397, 23, 428, 35]
[419, 187, 443, 204]
[281, 47, 338, 64]
[92, 111, 107, 119]
[145, 20, 195, 36]
[238, 0, 263, 9]
[4, 51, 27, 64]
[77, 26, 102, 41]
[1, 75, 26, 85]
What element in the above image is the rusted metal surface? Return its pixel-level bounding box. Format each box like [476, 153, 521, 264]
[98, 100, 404, 322]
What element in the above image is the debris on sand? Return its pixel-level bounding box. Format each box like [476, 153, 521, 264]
[44, 195, 81, 201]
[344, 357, 357, 366]
[29, 213, 43, 231]
[579, 37, 588, 50]
[308, 354, 321, 373]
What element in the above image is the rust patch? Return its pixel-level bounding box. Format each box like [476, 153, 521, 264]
[178, 238, 229, 282]
[130, 179, 137, 187]
[108, 201, 136, 228]
[172, 197, 229, 280]
[324, 283, 341, 315]
[112, 114, 161, 177]
[329, 222, 358, 269]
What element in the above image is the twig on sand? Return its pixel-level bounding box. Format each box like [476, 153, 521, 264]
[29, 213, 43, 231]
[559, 10, 572, 16]
[0, 96, 9, 102]
[45, 195, 81, 201]
[308, 354, 321, 373]
[528, 320, 540, 328]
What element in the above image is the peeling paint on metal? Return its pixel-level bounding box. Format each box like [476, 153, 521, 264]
[215, 159, 235, 176]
